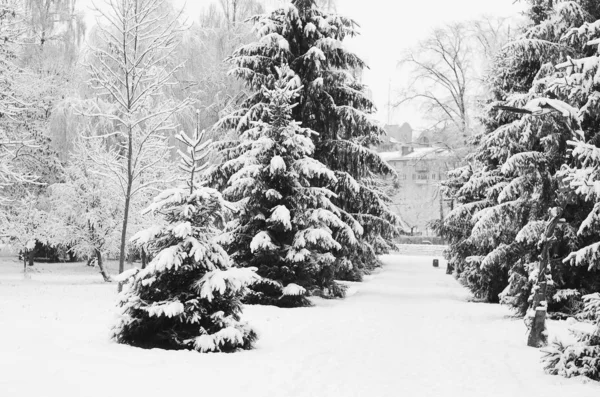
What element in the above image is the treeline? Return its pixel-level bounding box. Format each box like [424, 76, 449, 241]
[0, 0, 402, 310]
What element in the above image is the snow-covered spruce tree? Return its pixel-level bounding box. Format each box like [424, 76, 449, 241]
[540, 21, 600, 371]
[437, 1, 600, 313]
[113, 129, 258, 352]
[490, 2, 600, 326]
[221, 0, 402, 281]
[207, 66, 361, 307]
[541, 140, 600, 379]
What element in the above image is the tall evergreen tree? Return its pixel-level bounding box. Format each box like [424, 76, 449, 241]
[208, 66, 361, 307]
[113, 129, 258, 352]
[219, 0, 402, 281]
[437, 0, 600, 334]
[533, 8, 600, 377]
[541, 138, 600, 379]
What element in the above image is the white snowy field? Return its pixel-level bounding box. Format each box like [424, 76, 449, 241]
[0, 255, 598, 397]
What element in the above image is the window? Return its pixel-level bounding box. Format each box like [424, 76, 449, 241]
[415, 171, 429, 184]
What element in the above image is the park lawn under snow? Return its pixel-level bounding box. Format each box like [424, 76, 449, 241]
[0, 255, 598, 397]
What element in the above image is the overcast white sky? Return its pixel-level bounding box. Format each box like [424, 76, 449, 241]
[336, 0, 526, 129]
[89, 0, 526, 129]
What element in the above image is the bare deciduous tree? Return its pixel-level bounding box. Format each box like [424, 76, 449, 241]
[395, 17, 512, 147]
[85, 0, 189, 285]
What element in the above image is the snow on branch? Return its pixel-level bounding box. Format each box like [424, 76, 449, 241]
[196, 268, 260, 302]
[498, 176, 533, 203]
[250, 231, 278, 253]
[563, 242, 600, 270]
[577, 203, 600, 237]
[515, 221, 547, 246]
[481, 243, 514, 270]
[282, 283, 306, 296]
[501, 151, 546, 175]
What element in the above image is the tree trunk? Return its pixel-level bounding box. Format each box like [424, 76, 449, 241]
[528, 307, 547, 347]
[95, 249, 111, 282]
[527, 244, 550, 347]
[117, 125, 134, 292]
[141, 248, 147, 270]
[439, 189, 444, 220]
[23, 252, 27, 273]
[233, 0, 237, 24]
[117, 191, 131, 292]
[27, 250, 34, 267]
[527, 206, 564, 347]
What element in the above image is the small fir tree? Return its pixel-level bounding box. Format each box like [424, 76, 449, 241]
[209, 66, 361, 307]
[113, 128, 259, 353]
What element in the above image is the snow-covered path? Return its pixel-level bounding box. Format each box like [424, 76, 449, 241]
[1, 255, 598, 397]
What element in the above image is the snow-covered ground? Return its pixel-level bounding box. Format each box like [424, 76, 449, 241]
[0, 255, 598, 397]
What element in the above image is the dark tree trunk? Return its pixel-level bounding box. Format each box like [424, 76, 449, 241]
[95, 249, 111, 282]
[27, 250, 34, 267]
[527, 206, 564, 348]
[117, 123, 135, 292]
[141, 248, 147, 270]
[118, 193, 132, 291]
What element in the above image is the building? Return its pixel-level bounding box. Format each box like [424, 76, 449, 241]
[377, 123, 413, 152]
[379, 144, 459, 236]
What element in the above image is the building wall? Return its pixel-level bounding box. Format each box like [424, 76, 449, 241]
[387, 157, 456, 235]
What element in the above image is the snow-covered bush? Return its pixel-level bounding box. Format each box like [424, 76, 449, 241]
[113, 129, 258, 352]
[207, 66, 360, 307]
[543, 297, 600, 380]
